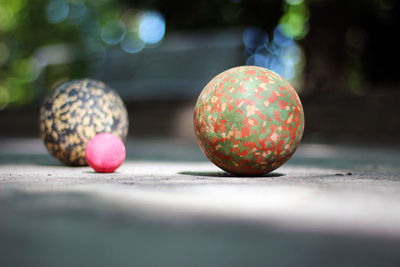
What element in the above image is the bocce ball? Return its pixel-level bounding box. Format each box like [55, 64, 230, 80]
[40, 79, 129, 166]
[85, 133, 126, 173]
[194, 66, 304, 175]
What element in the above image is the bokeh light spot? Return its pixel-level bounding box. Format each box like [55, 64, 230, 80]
[121, 34, 145, 53]
[242, 27, 269, 50]
[285, 0, 304, 5]
[282, 45, 301, 65]
[101, 20, 126, 45]
[46, 0, 69, 24]
[273, 26, 294, 47]
[68, 1, 87, 25]
[279, 14, 305, 39]
[243, 26, 304, 83]
[246, 54, 267, 67]
[138, 11, 166, 44]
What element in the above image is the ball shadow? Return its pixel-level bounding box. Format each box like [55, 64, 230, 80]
[83, 171, 121, 174]
[34, 162, 85, 167]
[178, 171, 285, 178]
[34, 162, 63, 167]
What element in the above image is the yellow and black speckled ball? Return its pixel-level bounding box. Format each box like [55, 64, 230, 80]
[40, 79, 129, 166]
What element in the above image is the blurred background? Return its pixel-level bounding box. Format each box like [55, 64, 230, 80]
[0, 0, 399, 143]
[2, 2, 400, 266]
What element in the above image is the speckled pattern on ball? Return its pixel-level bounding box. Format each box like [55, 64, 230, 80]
[40, 79, 129, 166]
[194, 66, 304, 175]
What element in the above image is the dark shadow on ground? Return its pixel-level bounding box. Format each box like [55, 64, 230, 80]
[179, 171, 285, 178]
[1, 188, 400, 267]
[84, 171, 122, 174]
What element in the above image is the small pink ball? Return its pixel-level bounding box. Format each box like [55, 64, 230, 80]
[85, 133, 126, 173]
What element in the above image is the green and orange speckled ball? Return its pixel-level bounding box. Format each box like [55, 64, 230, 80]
[194, 66, 304, 175]
[40, 79, 129, 166]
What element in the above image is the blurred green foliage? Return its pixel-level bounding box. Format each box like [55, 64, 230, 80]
[1, 0, 398, 110]
[0, 0, 121, 110]
[0, 0, 245, 110]
[0, 0, 300, 110]
[280, 0, 309, 40]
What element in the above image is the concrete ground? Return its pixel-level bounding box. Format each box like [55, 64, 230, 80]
[1, 138, 400, 267]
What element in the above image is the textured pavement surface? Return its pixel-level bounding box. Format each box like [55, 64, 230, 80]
[1, 138, 400, 267]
